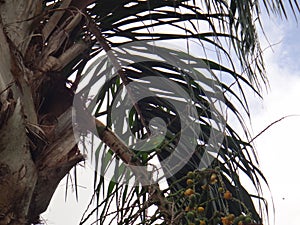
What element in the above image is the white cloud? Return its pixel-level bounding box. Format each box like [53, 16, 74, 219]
[247, 15, 300, 225]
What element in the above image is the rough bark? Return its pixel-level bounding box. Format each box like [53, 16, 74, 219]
[0, 1, 84, 224]
[0, 11, 38, 224]
[0, 3, 37, 221]
[0, 99, 37, 225]
[0, 1, 170, 224]
[27, 108, 84, 222]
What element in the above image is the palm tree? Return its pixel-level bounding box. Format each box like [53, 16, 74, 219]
[0, 0, 298, 224]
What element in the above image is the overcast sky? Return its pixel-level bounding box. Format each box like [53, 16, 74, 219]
[248, 12, 300, 225]
[42, 8, 300, 225]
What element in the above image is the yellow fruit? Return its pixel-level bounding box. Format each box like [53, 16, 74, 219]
[201, 184, 209, 190]
[184, 188, 195, 196]
[227, 214, 235, 221]
[187, 179, 194, 185]
[197, 206, 205, 213]
[223, 190, 232, 200]
[218, 187, 224, 193]
[199, 220, 206, 225]
[221, 217, 233, 225]
[210, 178, 218, 184]
[210, 173, 217, 181]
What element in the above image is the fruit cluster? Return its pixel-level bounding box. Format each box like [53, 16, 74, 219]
[178, 170, 257, 225]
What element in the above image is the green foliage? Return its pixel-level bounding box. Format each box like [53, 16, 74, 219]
[38, 0, 299, 224]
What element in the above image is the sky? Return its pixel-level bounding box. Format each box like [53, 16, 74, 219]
[248, 13, 300, 225]
[42, 7, 300, 225]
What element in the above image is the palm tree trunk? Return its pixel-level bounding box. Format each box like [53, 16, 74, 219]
[0, 18, 37, 225]
[0, 2, 84, 224]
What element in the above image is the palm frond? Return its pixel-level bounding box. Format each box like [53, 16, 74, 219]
[27, 0, 299, 224]
[74, 41, 265, 224]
